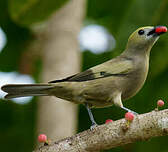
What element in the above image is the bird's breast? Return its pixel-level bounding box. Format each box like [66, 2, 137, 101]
[121, 57, 149, 100]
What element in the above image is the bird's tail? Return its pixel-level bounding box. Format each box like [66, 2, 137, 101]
[1, 84, 54, 99]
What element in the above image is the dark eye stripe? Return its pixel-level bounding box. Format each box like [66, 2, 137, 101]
[138, 29, 145, 35]
[147, 29, 155, 36]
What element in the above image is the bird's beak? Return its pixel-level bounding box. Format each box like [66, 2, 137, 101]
[147, 26, 167, 36]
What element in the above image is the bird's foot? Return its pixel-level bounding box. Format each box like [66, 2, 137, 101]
[121, 106, 138, 115]
[90, 122, 98, 130]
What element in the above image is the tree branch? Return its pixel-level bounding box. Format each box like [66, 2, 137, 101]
[34, 109, 168, 152]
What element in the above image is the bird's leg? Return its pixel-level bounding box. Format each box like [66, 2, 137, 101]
[85, 103, 98, 129]
[113, 92, 138, 115]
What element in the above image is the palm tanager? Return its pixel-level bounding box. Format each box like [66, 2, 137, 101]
[1, 26, 167, 128]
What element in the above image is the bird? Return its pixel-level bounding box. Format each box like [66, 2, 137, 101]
[1, 26, 167, 129]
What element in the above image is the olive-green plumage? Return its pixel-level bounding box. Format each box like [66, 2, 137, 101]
[1, 26, 167, 118]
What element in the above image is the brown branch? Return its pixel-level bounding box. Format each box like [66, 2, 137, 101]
[34, 109, 168, 152]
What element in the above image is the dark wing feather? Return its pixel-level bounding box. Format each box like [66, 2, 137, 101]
[49, 70, 95, 83]
[67, 70, 127, 81]
[49, 58, 133, 83]
[49, 74, 77, 83]
[49, 70, 127, 83]
[49, 57, 133, 83]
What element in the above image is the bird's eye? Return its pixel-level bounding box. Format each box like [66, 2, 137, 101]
[138, 29, 145, 35]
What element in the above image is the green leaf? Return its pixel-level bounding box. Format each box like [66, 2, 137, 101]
[8, 0, 69, 27]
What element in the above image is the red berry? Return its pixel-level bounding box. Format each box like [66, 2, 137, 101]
[155, 26, 167, 33]
[38, 134, 47, 143]
[125, 112, 134, 121]
[105, 119, 113, 124]
[162, 27, 167, 32]
[157, 100, 164, 107]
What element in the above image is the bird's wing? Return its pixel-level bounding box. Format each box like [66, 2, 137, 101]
[49, 57, 133, 83]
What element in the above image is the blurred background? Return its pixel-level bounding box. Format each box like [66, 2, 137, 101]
[0, 0, 168, 151]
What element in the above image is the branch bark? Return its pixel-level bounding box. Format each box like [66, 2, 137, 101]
[34, 109, 168, 152]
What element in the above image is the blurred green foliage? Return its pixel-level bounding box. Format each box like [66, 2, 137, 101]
[0, 0, 168, 152]
[9, 0, 69, 26]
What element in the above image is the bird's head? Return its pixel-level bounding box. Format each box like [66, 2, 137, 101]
[126, 26, 167, 54]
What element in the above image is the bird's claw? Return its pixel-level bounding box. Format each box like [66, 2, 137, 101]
[127, 110, 138, 115]
[90, 123, 98, 130]
[121, 106, 138, 115]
